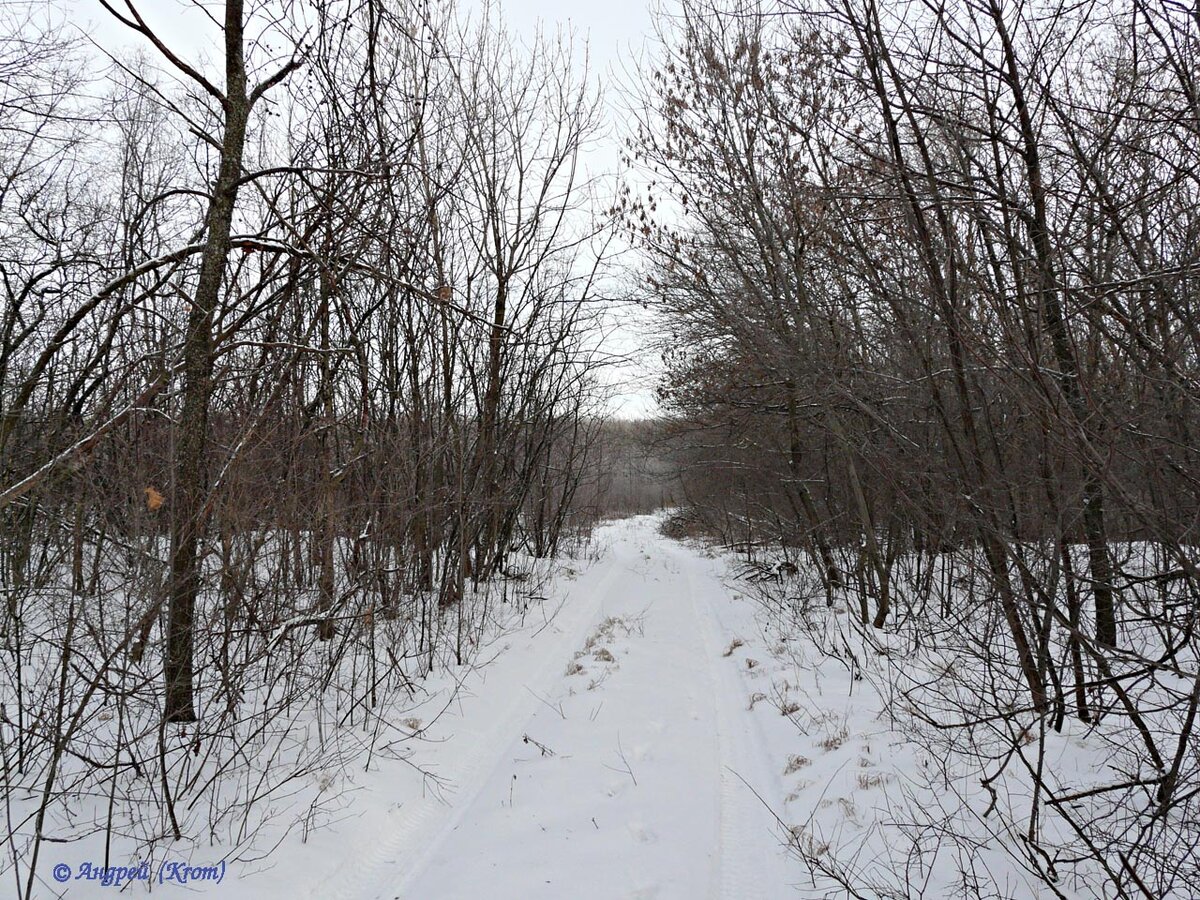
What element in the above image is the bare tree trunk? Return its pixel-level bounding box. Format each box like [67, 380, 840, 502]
[315, 265, 337, 641]
[165, 0, 251, 723]
[989, 0, 1117, 648]
[786, 382, 841, 601]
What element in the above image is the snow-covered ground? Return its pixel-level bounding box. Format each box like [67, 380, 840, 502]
[228, 514, 797, 900]
[43, 514, 1119, 898]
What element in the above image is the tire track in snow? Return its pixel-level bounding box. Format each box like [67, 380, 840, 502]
[311, 556, 623, 900]
[312, 523, 791, 900]
[679, 546, 793, 900]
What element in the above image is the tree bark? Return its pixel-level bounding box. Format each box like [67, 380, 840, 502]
[164, 0, 250, 723]
[989, 0, 1117, 648]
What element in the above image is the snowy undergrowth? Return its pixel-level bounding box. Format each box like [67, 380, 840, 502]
[8, 516, 1194, 898]
[0, 531, 596, 898]
[703, 538, 1200, 898]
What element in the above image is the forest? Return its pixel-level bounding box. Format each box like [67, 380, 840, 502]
[1, 0, 1198, 897]
[638, 0, 1200, 895]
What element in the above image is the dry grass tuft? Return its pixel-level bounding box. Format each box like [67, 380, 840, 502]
[783, 754, 811, 775]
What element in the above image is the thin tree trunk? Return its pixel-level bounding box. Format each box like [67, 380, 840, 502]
[165, 0, 251, 723]
[989, 0, 1117, 648]
[786, 382, 841, 600]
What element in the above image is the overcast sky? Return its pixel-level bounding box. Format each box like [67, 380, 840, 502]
[64, 0, 662, 418]
[495, 0, 662, 420]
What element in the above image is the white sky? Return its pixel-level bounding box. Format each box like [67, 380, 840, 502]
[64, 0, 663, 418]
[489, 0, 662, 420]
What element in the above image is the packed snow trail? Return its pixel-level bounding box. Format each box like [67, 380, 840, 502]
[306, 516, 796, 900]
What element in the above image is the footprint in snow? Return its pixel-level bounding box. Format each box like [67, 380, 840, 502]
[627, 821, 658, 844]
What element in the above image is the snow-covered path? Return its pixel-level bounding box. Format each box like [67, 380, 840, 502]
[307, 516, 796, 900]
